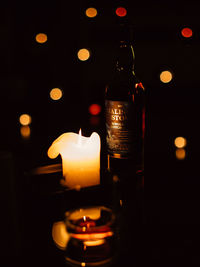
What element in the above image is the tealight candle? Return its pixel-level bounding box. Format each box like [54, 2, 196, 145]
[52, 206, 116, 266]
[48, 130, 100, 188]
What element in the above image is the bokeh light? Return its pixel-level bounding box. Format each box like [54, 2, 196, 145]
[89, 116, 101, 126]
[174, 136, 187, 148]
[35, 33, 48, 44]
[85, 7, 97, 18]
[175, 148, 186, 160]
[50, 88, 63, 101]
[19, 114, 32, 126]
[77, 48, 90, 61]
[20, 126, 31, 139]
[160, 70, 173, 83]
[89, 104, 101, 115]
[115, 7, 127, 17]
[181, 27, 193, 38]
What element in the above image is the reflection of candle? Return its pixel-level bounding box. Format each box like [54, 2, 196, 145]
[52, 221, 70, 250]
[48, 130, 100, 188]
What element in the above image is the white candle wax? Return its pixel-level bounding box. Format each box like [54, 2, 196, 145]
[48, 131, 100, 188]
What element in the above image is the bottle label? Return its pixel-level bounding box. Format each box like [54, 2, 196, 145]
[105, 100, 135, 158]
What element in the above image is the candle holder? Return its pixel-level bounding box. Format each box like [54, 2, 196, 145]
[52, 206, 118, 266]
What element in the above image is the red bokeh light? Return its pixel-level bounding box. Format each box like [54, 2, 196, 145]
[181, 27, 193, 38]
[115, 7, 127, 17]
[90, 116, 100, 126]
[89, 104, 101, 116]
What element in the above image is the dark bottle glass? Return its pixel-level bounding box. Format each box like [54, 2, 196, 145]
[105, 25, 145, 176]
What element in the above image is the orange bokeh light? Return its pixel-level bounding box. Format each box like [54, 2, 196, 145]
[20, 125, 31, 139]
[35, 33, 48, 44]
[77, 48, 90, 61]
[89, 104, 101, 115]
[115, 7, 127, 17]
[181, 27, 193, 38]
[160, 70, 173, 83]
[19, 114, 32, 126]
[85, 7, 97, 18]
[50, 88, 63, 101]
[174, 136, 187, 148]
[175, 148, 186, 160]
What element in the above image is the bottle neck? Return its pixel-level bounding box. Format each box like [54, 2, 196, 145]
[115, 41, 135, 72]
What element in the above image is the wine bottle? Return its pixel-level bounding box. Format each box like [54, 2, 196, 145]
[105, 24, 145, 175]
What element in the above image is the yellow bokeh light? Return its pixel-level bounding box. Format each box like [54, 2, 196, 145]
[20, 126, 31, 139]
[19, 114, 32, 126]
[50, 88, 63, 101]
[174, 136, 187, 148]
[160, 70, 173, 83]
[175, 148, 186, 160]
[77, 48, 90, 61]
[35, 33, 48, 44]
[85, 7, 97, 18]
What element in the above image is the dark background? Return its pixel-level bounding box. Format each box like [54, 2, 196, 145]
[1, 0, 200, 266]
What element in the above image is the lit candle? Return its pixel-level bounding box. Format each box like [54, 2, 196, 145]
[52, 207, 114, 252]
[48, 130, 100, 188]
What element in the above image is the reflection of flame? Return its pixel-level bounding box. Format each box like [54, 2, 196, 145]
[70, 231, 113, 241]
[29, 163, 62, 175]
[20, 125, 31, 139]
[176, 148, 186, 160]
[84, 239, 105, 246]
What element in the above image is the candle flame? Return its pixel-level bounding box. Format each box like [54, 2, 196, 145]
[77, 128, 82, 146]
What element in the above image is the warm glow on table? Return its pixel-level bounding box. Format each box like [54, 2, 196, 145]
[48, 130, 100, 188]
